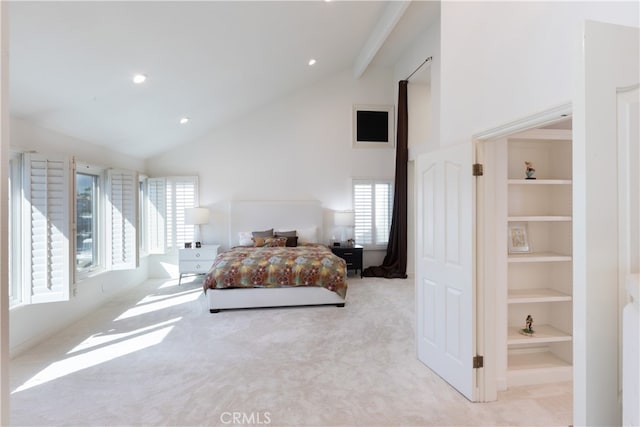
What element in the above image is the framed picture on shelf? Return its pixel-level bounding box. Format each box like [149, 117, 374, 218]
[508, 223, 531, 253]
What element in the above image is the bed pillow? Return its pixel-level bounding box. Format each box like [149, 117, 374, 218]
[252, 229, 274, 238]
[264, 236, 288, 247]
[275, 230, 298, 247]
[252, 236, 267, 247]
[238, 231, 253, 246]
[281, 236, 298, 247]
[297, 226, 318, 244]
[253, 236, 287, 247]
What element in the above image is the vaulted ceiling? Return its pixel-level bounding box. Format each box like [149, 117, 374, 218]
[9, 1, 438, 159]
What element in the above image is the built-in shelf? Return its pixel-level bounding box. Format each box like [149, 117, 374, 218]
[508, 288, 573, 304]
[508, 216, 572, 222]
[508, 350, 572, 371]
[508, 179, 572, 185]
[508, 252, 572, 263]
[500, 126, 573, 388]
[507, 351, 573, 387]
[507, 324, 572, 345]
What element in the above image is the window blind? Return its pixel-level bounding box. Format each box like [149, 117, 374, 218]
[168, 177, 197, 249]
[353, 179, 393, 248]
[375, 182, 392, 245]
[23, 153, 71, 304]
[147, 177, 166, 254]
[146, 176, 198, 253]
[107, 169, 139, 269]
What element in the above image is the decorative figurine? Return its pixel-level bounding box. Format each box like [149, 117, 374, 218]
[520, 314, 535, 336]
[525, 161, 536, 179]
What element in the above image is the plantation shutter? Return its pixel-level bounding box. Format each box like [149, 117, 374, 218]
[354, 182, 374, 246]
[107, 169, 139, 269]
[23, 153, 71, 304]
[353, 179, 392, 248]
[374, 182, 392, 245]
[146, 176, 197, 253]
[168, 177, 197, 249]
[147, 177, 166, 254]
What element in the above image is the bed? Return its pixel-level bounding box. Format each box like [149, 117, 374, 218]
[202, 200, 348, 313]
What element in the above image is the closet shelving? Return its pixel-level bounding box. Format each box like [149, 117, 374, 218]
[503, 128, 573, 387]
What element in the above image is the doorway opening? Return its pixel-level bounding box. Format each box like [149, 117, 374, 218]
[475, 109, 573, 409]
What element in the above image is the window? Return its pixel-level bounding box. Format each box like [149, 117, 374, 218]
[76, 165, 140, 276]
[9, 152, 23, 307]
[76, 170, 100, 275]
[147, 177, 166, 254]
[146, 176, 198, 253]
[138, 176, 148, 255]
[166, 177, 197, 249]
[75, 165, 140, 277]
[353, 179, 393, 249]
[8, 152, 140, 307]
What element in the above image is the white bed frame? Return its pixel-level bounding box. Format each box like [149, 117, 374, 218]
[206, 200, 346, 313]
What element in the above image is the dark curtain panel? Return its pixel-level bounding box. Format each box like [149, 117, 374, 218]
[363, 80, 408, 279]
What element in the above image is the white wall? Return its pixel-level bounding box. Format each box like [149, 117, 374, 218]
[394, 19, 440, 277]
[0, 4, 9, 422]
[9, 118, 148, 356]
[436, 1, 639, 149]
[573, 20, 639, 426]
[10, 118, 144, 172]
[395, 18, 440, 159]
[412, 0, 638, 413]
[145, 67, 398, 274]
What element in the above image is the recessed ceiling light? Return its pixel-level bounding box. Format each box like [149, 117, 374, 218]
[308, 59, 317, 66]
[179, 117, 190, 124]
[133, 74, 147, 84]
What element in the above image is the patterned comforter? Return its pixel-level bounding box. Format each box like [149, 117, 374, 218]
[202, 244, 347, 299]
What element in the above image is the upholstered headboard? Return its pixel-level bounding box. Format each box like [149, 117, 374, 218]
[227, 200, 323, 247]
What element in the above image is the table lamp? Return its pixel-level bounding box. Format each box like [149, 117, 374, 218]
[184, 207, 210, 246]
[334, 210, 355, 246]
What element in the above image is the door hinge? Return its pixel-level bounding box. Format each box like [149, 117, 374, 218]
[473, 355, 484, 369]
[472, 163, 484, 176]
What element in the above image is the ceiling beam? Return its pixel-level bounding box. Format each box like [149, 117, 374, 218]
[353, 0, 411, 79]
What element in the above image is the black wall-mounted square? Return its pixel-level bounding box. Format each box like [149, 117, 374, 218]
[352, 105, 394, 148]
[356, 110, 389, 142]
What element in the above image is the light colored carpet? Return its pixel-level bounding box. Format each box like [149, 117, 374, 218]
[10, 276, 572, 426]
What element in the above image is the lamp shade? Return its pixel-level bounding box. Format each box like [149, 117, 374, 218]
[334, 211, 355, 227]
[184, 207, 210, 225]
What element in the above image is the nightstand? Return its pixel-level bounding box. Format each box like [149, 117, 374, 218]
[331, 245, 363, 278]
[178, 244, 220, 285]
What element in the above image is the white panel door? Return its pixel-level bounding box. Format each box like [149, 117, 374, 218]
[618, 85, 639, 427]
[416, 143, 475, 400]
[573, 21, 639, 426]
[618, 86, 639, 292]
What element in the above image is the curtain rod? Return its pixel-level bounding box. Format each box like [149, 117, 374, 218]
[404, 56, 433, 81]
